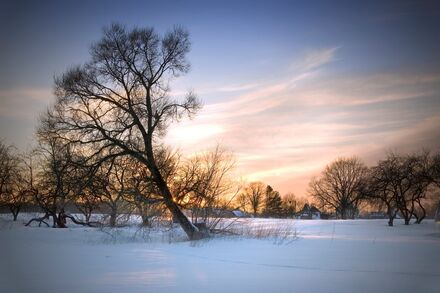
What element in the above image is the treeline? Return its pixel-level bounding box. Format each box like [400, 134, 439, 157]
[0, 135, 239, 229]
[309, 153, 440, 226]
[1, 131, 305, 228]
[2, 137, 439, 228]
[237, 182, 308, 218]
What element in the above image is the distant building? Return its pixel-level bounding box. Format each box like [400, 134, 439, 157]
[299, 204, 321, 219]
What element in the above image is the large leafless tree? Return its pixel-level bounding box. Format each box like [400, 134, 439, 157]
[50, 24, 205, 239]
[309, 157, 368, 219]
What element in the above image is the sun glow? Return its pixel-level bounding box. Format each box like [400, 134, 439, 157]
[167, 123, 224, 145]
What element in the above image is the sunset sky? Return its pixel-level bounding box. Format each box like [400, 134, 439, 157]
[1, 0, 440, 196]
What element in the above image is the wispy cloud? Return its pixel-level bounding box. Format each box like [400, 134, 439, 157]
[292, 47, 340, 71]
[169, 82, 259, 97]
[165, 61, 440, 196]
[215, 83, 259, 92]
[0, 87, 52, 119]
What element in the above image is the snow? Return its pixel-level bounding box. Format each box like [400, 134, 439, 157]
[1, 215, 439, 293]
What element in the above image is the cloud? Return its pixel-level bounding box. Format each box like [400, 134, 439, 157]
[292, 47, 340, 71]
[0, 87, 52, 119]
[169, 48, 439, 196]
[214, 83, 259, 92]
[169, 82, 259, 97]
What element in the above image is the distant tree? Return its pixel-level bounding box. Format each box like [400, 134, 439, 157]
[0, 143, 34, 221]
[67, 155, 102, 225]
[369, 152, 432, 225]
[0, 142, 18, 219]
[173, 146, 238, 229]
[92, 157, 136, 227]
[429, 152, 440, 188]
[309, 157, 368, 219]
[237, 181, 265, 216]
[116, 154, 169, 227]
[428, 152, 440, 219]
[368, 159, 399, 226]
[50, 23, 205, 239]
[263, 185, 283, 217]
[282, 192, 298, 218]
[26, 113, 75, 228]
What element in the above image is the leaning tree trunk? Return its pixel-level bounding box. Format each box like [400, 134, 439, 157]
[145, 148, 207, 240]
[154, 174, 206, 240]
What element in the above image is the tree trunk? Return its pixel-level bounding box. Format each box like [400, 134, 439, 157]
[402, 207, 411, 225]
[109, 207, 117, 227]
[156, 179, 206, 240]
[415, 215, 425, 224]
[386, 204, 395, 227]
[141, 215, 150, 227]
[435, 201, 440, 222]
[388, 217, 394, 227]
[340, 208, 347, 220]
[415, 200, 426, 224]
[10, 206, 20, 221]
[52, 212, 58, 228]
[57, 210, 67, 228]
[399, 204, 411, 225]
[149, 160, 207, 240]
[85, 212, 91, 224]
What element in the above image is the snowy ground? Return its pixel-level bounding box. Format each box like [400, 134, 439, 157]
[1, 214, 439, 293]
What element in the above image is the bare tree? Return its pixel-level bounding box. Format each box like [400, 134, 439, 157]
[237, 181, 265, 217]
[0, 142, 18, 219]
[309, 157, 368, 219]
[0, 143, 34, 221]
[50, 24, 205, 239]
[172, 146, 238, 231]
[282, 192, 299, 218]
[26, 113, 75, 228]
[368, 159, 399, 226]
[92, 157, 136, 227]
[369, 152, 432, 225]
[66, 155, 102, 225]
[429, 152, 440, 188]
[121, 156, 167, 227]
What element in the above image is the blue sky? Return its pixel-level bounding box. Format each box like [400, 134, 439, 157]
[1, 0, 439, 195]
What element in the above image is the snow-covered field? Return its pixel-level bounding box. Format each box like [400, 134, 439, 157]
[1, 215, 439, 293]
